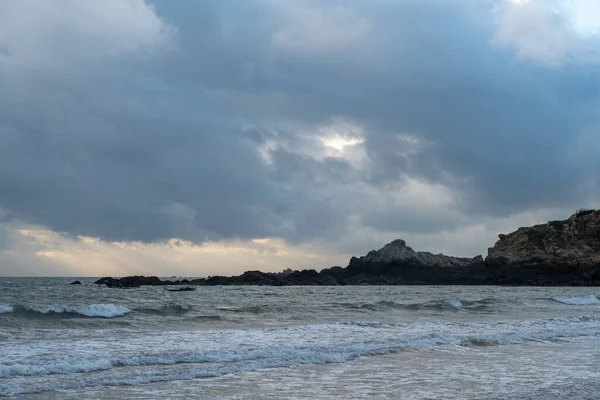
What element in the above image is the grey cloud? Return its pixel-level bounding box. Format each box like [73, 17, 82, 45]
[360, 209, 464, 235]
[205, 0, 600, 215]
[0, 222, 72, 276]
[0, 225, 11, 251]
[0, 0, 599, 253]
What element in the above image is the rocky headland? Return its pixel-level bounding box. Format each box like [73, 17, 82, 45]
[486, 209, 600, 285]
[95, 209, 600, 287]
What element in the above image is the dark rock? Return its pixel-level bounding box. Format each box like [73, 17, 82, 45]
[338, 240, 490, 285]
[486, 209, 600, 285]
[94, 210, 600, 287]
[165, 287, 196, 292]
[95, 275, 163, 288]
[349, 239, 483, 268]
[69, 280, 82, 285]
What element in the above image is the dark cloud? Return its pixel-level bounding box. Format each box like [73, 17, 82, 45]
[0, 225, 11, 251]
[0, 0, 599, 249]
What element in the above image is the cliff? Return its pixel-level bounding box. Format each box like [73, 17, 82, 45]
[94, 209, 600, 287]
[486, 209, 600, 285]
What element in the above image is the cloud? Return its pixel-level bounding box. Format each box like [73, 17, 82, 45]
[3, 204, 587, 277]
[0, 0, 175, 73]
[269, 0, 371, 56]
[9, 227, 349, 277]
[0, 222, 73, 276]
[494, 0, 600, 65]
[1, 0, 600, 275]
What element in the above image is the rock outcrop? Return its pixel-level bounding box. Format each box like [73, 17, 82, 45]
[340, 239, 489, 285]
[96, 240, 489, 286]
[165, 287, 196, 292]
[352, 239, 483, 268]
[486, 209, 600, 285]
[96, 275, 162, 288]
[96, 209, 600, 286]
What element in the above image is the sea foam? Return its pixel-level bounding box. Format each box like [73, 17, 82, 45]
[24, 304, 130, 318]
[443, 299, 464, 309]
[0, 304, 14, 314]
[552, 296, 600, 305]
[3, 314, 600, 396]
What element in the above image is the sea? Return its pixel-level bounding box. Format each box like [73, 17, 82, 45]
[2, 278, 600, 399]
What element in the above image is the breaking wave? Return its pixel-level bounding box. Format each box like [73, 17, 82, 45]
[3, 314, 600, 396]
[0, 304, 130, 318]
[0, 304, 14, 314]
[334, 296, 600, 312]
[26, 304, 130, 317]
[442, 299, 464, 309]
[336, 298, 501, 312]
[552, 296, 600, 305]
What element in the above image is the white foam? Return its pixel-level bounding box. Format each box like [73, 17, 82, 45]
[0, 304, 14, 314]
[4, 313, 600, 397]
[552, 296, 600, 305]
[3, 309, 600, 394]
[444, 299, 464, 309]
[25, 304, 130, 317]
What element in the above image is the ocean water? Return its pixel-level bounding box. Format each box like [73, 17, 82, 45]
[2, 278, 600, 399]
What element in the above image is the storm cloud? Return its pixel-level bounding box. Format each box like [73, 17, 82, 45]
[1, 0, 600, 275]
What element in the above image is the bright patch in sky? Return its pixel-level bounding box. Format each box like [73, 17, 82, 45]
[561, 0, 600, 37]
[316, 118, 367, 166]
[508, 0, 600, 37]
[321, 136, 364, 152]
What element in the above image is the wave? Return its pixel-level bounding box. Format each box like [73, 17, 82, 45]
[336, 298, 499, 313]
[26, 304, 130, 317]
[136, 304, 192, 316]
[135, 305, 222, 321]
[3, 314, 600, 397]
[215, 304, 289, 314]
[552, 296, 600, 305]
[0, 304, 14, 314]
[442, 299, 464, 309]
[413, 298, 504, 311]
[191, 315, 224, 321]
[335, 296, 600, 312]
[0, 304, 130, 318]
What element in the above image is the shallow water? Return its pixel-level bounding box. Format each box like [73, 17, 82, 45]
[1, 278, 600, 398]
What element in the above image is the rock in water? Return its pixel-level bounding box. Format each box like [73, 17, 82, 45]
[342, 239, 489, 285]
[354, 239, 483, 268]
[486, 209, 600, 285]
[94, 276, 162, 288]
[69, 280, 82, 285]
[92, 211, 600, 286]
[165, 287, 196, 292]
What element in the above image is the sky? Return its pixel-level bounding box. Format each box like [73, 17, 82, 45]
[1, 0, 600, 277]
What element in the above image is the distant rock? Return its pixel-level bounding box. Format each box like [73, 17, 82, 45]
[69, 280, 82, 285]
[95, 275, 163, 288]
[486, 209, 600, 285]
[340, 239, 489, 285]
[165, 287, 196, 292]
[352, 239, 483, 268]
[95, 210, 600, 286]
